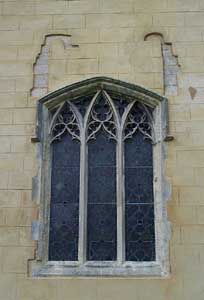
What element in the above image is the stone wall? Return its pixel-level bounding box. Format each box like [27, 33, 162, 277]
[0, 0, 204, 299]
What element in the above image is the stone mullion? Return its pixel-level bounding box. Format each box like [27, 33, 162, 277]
[102, 90, 124, 263]
[116, 132, 125, 263]
[119, 101, 136, 263]
[78, 130, 87, 264]
[78, 91, 101, 263]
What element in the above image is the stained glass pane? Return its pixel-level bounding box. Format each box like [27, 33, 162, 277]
[125, 121, 155, 261]
[73, 93, 95, 117]
[87, 131, 117, 261]
[109, 92, 130, 117]
[49, 134, 80, 261]
[125, 204, 155, 261]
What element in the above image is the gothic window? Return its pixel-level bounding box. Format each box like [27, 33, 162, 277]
[31, 77, 170, 277]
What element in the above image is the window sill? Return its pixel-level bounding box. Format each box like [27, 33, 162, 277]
[30, 260, 169, 278]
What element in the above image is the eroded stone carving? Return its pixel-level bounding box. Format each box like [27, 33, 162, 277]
[31, 34, 77, 97]
[144, 32, 180, 96]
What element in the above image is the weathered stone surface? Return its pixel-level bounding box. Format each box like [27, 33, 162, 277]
[0, 0, 204, 299]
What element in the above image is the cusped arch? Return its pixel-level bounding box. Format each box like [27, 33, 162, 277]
[31, 77, 171, 277]
[36, 77, 169, 142]
[38, 76, 167, 107]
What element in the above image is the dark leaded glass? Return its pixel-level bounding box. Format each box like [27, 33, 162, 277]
[125, 109, 155, 261]
[108, 91, 131, 117]
[48, 88, 156, 264]
[87, 131, 117, 261]
[125, 204, 155, 261]
[73, 93, 95, 116]
[125, 132, 153, 168]
[49, 203, 79, 260]
[49, 134, 80, 261]
[125, 133, 153, 205]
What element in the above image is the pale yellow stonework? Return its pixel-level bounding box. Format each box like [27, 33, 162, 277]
[0, 0, 204, 299]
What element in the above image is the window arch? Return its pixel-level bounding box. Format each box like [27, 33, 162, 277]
[30, 77, 171, 277]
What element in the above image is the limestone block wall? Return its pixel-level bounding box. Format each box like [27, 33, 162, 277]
[0, 0, 204, 299]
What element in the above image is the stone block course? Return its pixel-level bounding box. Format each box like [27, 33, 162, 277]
[66, 43, 118, 59]
[99, 57, 131, 73]
[13, 108, 36, 125]
[0, 154, 23, 172]
[53, 15, 86, 29]
[190, 104, 204, 120]
[0, 62, 32, 77]
[17, 276, 58, 300]
[0, 190, 21, 208]
[180, 57, 204, 73]
[8, 171, 32, 189]
[181, 226, 204, 244]
[171, 166, 195, 186]
[177, 150, 204, 167]
[0, 208, 6, 226]
[49, 59, 67, 75]
[0, 79, 15, 92]
[69, 28, 99, 43]
[171, 245, 202, 278]
[35, 1, 68, 15]
[167, 0, 200, 11]
[171, 225, 181, 243]
[0, 16, 19, 30]
[179, 187, 204, 206]
[134, 0, 168, 11]
[19, 227, 34, 247]
[185, 12, 204, 26]
[153, 13, 185, 26]
[196, 207, 204, 224]
[0, 46, 18, 60]
[0, 171, 9, 189]
[2, 1, 35, 16]
[0, 124, 35, 136]
[0, 93, 28, 108]
[2, 246, 34, 273]
[0, 227, 19, 246]
[0, 274, 17, 300]
[195, 167, 204, 186]
[86, 13, 152, 28]
[100, 28, 135, 43]
[0, 31, 34, 46]
[17, 45, 40, 61]
[0, 137, 11, 153]
[19, 16, 52, 30]
[23, 155, 37, 171]
[100, 0, 134, 13]
[0, 109, 13, 125]
[16, 77, 33, 93]
[11, 136, 34, 153]
[4, 207, 36, 227]
[168, 205, 197, 224]
[68, 0, 100, 14]
[67, 58, 98, 74]
[168, 27, 203, 42]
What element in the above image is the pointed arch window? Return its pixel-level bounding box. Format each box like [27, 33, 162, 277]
[31, 77, 171, 277]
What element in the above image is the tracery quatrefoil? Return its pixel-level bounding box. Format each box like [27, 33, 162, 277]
[87, 93, 117, 142]
[50, 101, 80, 143]
[124, 103, 154, 142]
